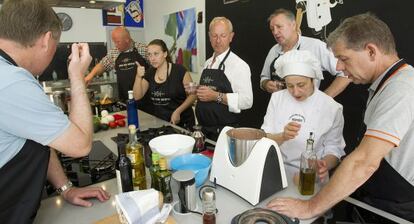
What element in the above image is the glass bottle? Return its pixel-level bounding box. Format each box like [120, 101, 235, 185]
[149, 152, 160, 190]
[192, 125, 205, 153]
[299, 132, 317, 195]
[127, 90, 139, 130]
[156, 158, 173, 203]
[126, 125, 146, 190]
[201, 187, 216, 224]
[117, 141, 134, 192]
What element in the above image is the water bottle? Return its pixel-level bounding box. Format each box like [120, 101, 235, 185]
[127, 90, 139, 130]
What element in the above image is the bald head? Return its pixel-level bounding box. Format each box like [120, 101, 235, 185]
[111, 26, 132, 52]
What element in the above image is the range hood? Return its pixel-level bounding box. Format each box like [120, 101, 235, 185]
[0, 0, 126, 9]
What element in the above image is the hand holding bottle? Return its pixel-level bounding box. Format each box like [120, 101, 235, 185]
[316, 159, 329, 182]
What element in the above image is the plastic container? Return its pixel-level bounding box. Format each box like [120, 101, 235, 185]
[170, 153, 212, 187]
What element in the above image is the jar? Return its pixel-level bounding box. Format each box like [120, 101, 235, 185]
[201, 186, 216, 224]
[191, 125, 205, 153]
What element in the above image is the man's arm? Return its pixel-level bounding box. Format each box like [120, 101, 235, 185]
[47, 149, 110, 207]
[267, 136, 394, 219]
[84, 63, 105, 85]
[324, 76, 352, 98]
[49, 43, 93, 157]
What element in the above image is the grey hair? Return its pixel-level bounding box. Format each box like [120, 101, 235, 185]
[327, 12, 396, 55]
[209, 17, 233, 33]
[268, 8, 295, 23]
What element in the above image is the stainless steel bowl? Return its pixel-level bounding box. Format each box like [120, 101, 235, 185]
[231, 208, 299, 224]
[226, 128, 266, 167]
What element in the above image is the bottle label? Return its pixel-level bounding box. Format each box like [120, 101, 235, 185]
[127, 154, 137, 164]
[116, 170, 122, 194]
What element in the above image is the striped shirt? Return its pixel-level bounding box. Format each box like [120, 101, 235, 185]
[100, 42, 147, 71]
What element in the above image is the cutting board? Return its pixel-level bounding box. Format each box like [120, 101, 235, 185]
[94, 214, 120, 224]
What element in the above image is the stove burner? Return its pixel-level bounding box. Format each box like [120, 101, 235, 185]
[231, 208, 299, 224]
[44, 141, 116, 198]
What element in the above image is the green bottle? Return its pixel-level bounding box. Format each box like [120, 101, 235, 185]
[150, 153, 160, 190]
[156, 158, 173, 203]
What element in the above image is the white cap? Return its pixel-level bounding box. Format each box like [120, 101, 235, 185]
[128, 90, 134, 99]
[274, 50, 324, 80]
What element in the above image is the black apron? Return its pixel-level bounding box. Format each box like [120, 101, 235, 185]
[269, 45, 301, 83]
[114, 47, 148, 102]
[147, 64, 195, 130]
[0, 49, 51, 223]
[357, 59, 414, 221]
[195, 50, 239, 141]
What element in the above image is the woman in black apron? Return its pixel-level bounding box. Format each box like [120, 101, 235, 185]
[133, 39, 196, 130]
[0, 50, 51, 223]
[356, 59, 414, 221]
[195, 50, 240, 141]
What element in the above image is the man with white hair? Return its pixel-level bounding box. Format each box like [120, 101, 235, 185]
[262, 50, 345, 179]
[194, 17, 253, 141]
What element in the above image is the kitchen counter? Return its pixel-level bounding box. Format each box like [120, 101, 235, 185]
[34, 111, 319, 224]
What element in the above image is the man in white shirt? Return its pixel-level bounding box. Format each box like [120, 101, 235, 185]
[194, 17, 253, 141]
[260, 8, 351, 97]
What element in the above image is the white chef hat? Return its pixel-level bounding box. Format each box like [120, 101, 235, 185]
[274, 50, 324, 80]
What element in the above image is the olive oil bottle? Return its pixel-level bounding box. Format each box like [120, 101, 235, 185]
[299, 132, 317, 195]
[156, 158, 173, 203]
[126, 125, 146, 190]
[149, 152, 160, 190]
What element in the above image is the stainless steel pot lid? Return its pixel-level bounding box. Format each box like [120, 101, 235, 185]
[231, 208, 299, 224]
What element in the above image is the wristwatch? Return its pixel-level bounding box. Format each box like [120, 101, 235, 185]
[216, 92, 224, 104]
[56, 181, 73, 194]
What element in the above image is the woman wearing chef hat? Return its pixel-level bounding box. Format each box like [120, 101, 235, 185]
[261, 49, 346, 181]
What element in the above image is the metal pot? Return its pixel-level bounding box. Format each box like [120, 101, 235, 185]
[231, 208, 299, 224]
[47, 88, 95, 113]
[226, 128, 266, 167]
[47, 90, 68, 112]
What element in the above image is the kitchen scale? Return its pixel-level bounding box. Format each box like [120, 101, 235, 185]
[210, 126, 288, 205]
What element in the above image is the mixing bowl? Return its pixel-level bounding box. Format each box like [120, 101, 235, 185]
[170, 153, 212, 187]
[149, 134, 195, 167]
